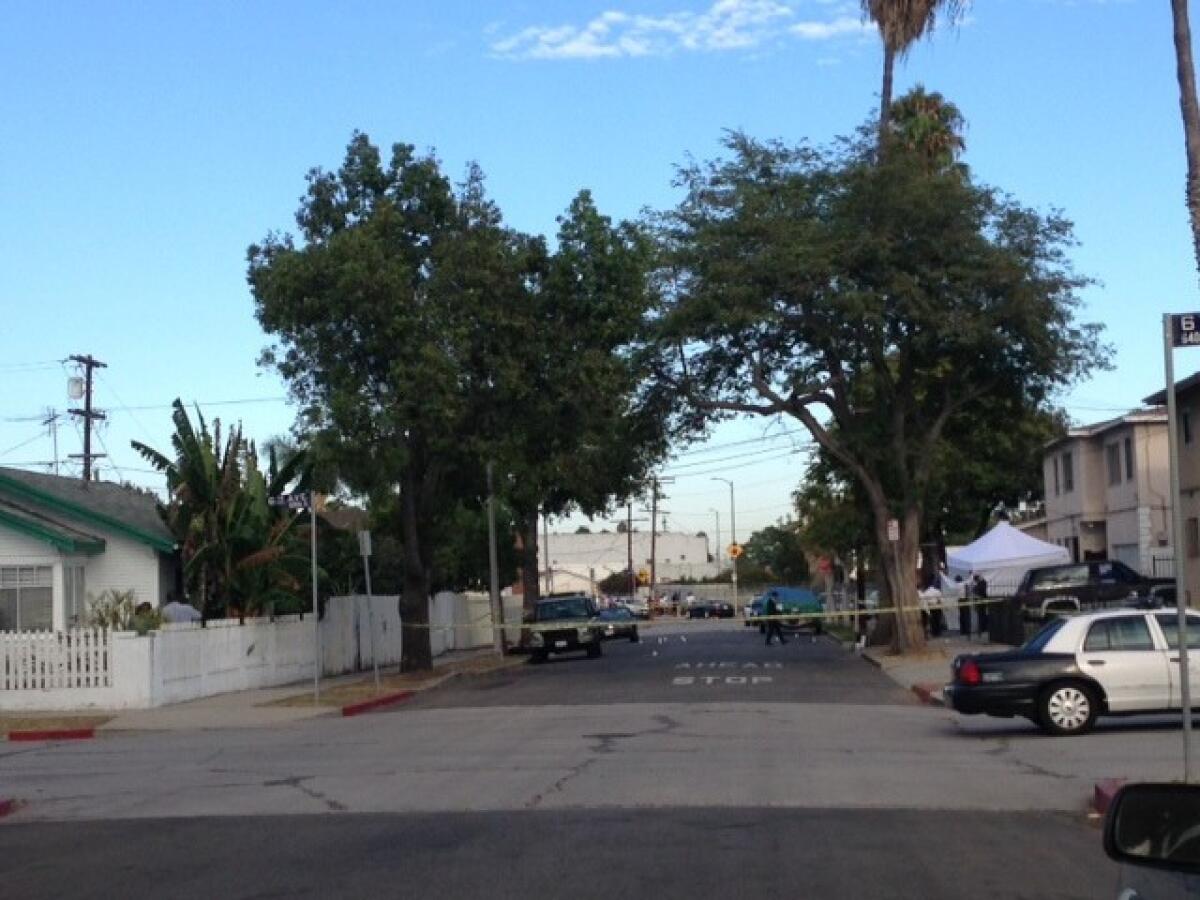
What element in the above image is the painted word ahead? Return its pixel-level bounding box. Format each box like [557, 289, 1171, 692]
[672, 661, 781, 686]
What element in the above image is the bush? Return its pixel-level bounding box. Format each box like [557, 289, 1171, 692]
[85, 589, 161, 634]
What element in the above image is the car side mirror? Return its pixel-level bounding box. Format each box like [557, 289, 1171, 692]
[1105, 783, 1200, 874]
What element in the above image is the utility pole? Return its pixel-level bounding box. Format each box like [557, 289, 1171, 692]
[43, 408, 60, 476]
[67, 354, 106, 483]
[627, 503, 635, 601]
[649, 476, 674, 616]
[542, 513, 552, 595]
[712, 477, 738, 612]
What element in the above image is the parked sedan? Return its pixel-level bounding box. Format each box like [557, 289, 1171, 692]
[596, 606, 640, 642]
[688, 601, 735, 619]
[945, 608, 1200, 736]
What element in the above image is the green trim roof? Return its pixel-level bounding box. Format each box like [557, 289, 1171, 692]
[0, 468, 174, 553]
[0, 499, 106, 555]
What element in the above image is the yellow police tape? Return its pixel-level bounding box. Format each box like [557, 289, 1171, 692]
[398, 595, 1007, 632]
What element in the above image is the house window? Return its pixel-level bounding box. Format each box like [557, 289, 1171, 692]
[1186, 410, 1193, 446]
[1053, 457, 1060, 496]
[1124, 436, 1133, 481]
[1189, 518, 1200, 559]
[1106, 444, 1121, 486]
[0, 566, 53, 631]
[1062, 452, 1074, 493]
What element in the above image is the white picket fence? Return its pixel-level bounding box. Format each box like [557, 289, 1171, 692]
[0, 628, 111, 691]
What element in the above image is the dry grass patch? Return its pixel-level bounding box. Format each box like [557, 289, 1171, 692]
[0, 714, 112, 736]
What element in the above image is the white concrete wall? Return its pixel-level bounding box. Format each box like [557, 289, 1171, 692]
[83, 532, 162, 611]
[323, 595, 402, 674]
[430, 591, 495, 656]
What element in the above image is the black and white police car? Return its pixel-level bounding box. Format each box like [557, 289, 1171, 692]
[945, 608, 1200, 736]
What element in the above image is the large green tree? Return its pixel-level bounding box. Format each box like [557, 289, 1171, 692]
[248, 135, 525, 670]
[650, 101, 1106, 652]
[742, 521, 810, 585]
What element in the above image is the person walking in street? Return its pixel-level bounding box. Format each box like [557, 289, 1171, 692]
[765, 595, 787, 645]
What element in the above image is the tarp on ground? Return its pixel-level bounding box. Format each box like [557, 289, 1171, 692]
[945, 521, 1070, 591]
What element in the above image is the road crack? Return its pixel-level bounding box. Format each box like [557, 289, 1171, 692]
[262, 775, 347, 812]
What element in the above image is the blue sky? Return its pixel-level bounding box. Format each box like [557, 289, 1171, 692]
[0, 0, 1192, 542]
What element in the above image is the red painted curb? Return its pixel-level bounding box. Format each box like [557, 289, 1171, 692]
[1093, 778, 1126, 816]
[341, 691, 415, 717]
[7, 728, 95, 742]
[0, 798, 21, 819]
[911, 683, 944, 707]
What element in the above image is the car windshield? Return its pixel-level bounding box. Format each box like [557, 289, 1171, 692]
[1021, 617, 1068, 652]
[536, 598, 592, 620]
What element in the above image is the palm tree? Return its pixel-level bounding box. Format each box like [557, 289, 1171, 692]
[886, 86, 966, 172]
[861, 0, 966, 131]
[1171, 0, 1200, 278]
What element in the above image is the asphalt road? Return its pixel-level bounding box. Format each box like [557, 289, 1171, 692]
[0, 809, 1114, 899]
[0, 622, 1156, 897]
[402, 618, 917, 708]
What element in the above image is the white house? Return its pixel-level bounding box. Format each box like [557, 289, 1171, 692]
[538, 530, 718, 593]
[0, 467, 177, 631]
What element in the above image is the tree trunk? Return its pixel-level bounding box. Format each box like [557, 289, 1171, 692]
[879, 43, 896, 135]
[1173, 0, 1200, 278]
[521, 508, 541, 614]
[399, 468, 432, 672]
[871, 503, 926, 654]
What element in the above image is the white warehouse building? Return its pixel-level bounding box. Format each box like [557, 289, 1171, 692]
[539, 531, 718, 594]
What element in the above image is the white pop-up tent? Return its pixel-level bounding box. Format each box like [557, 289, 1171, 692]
[946, 521, 1070, 590]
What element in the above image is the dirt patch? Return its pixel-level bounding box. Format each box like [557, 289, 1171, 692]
[0, 714, 112, 737]
[265, 654, 524, 708]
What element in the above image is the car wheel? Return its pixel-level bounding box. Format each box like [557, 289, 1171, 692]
[1038, 681, 1098, 736]
[530, 649, 548, 665]
[629, 629, 639, 643]
[586, 643, 602, 659]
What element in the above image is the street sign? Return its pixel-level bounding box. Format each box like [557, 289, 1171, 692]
[269, 492, 310, 511]
[728, 543, 743, 559]
[1172, 313, 1200, 348]
[357, 530, 372, 558]
[886, 519, 899, 542]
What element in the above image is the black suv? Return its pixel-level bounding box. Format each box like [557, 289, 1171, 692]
[1015, 560, 1174, 619]
[527, 595, 603, 663]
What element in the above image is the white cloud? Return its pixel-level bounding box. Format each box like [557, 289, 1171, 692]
[490, 0, 866, 61]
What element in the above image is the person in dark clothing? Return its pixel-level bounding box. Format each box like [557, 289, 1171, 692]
[973, 574, 989, 639]
[765, 596, 787, 645]
[955, 575, 970, 637]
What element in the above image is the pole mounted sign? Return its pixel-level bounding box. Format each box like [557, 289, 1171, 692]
[269, 492, 310, 511]
[1164, 313, 1198, 783]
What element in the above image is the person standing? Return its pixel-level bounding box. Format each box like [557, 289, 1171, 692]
[973, 574, 989, 640]
[955, 576, 970, 637]
[765, 595, 787, 646]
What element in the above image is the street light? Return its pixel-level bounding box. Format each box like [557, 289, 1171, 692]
[709, 507, 721, 572]
[711, 477, 737, 612]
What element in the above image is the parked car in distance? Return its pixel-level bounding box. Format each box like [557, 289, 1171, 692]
[526, 594, 603, 663]
[1015, 560, 1174, 621]
[945, 608, 1200, 736]
[748, 587, 824, 635]
[596, 606, 640, 642]
[1104, 782, 1200, 897]
[622, 599, 650, 620]
[689, 600, 734, 619]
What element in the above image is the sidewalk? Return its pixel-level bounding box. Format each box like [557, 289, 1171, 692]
[860, 633, 1011, 705]
[2, 647, 522, 737]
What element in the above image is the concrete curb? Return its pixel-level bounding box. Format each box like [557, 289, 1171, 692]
[911, 683, 945, 707]
[7, 728, 96, 742]
[1093, 778, 1126, 816]
[341, 691, 415, 717]
[0, 798, 23, 819]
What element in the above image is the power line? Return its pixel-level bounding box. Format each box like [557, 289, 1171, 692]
[0, 431, 46, 458]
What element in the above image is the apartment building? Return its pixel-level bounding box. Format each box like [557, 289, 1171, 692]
[1042, 409, 1172, 575]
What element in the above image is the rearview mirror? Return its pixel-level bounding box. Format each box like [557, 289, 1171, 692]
[1105, 783, 1200, 873]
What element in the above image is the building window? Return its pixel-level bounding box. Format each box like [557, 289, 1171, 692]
[1062, 452, 1074, 493]
[1186, 410, 1193, 446]
[0, 566, 53, 631]
[1189, 518, 1200, 559]
[1106, 443, 1121, 486]
[1053, 457, 1060, 496]
[1124, 436, 1133, 481]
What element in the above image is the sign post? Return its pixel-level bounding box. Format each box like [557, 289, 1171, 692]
[358, 529, 380, 689]
[1166, 313, 1197, 782]
[271, 490, 320, 702]
[886, 518, 905, 652]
